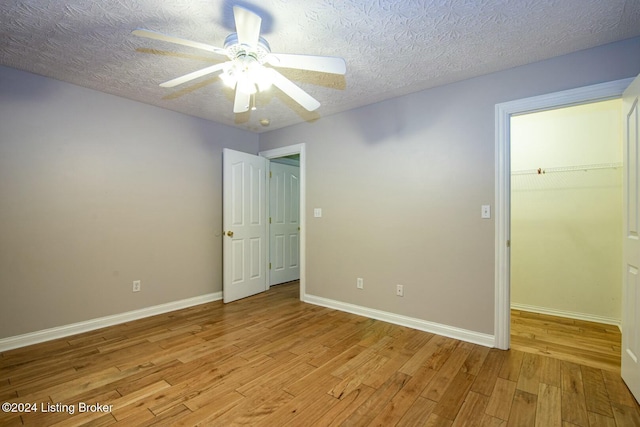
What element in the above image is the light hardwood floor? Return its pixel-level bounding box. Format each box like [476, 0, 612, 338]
[511, 310, 622, 373]
[1, 282, 638, 426]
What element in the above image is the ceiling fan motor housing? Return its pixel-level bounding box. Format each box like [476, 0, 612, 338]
[224, 33, 271, 63]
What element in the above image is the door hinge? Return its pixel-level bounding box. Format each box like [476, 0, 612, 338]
[269, 217, 272, 224]
[269, 263, 272, 270]
[269, 171, 272, 178]
[507, 240, 511, 248]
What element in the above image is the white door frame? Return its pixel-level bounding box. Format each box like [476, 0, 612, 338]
[259, 143, 306, 300]
[494, 78, 633, 350]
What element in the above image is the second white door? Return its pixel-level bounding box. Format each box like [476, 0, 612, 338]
[269, 162, 300, 285]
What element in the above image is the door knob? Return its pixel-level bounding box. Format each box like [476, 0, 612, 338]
[226, 231, 234, 237]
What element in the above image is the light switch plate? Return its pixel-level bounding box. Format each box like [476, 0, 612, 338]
[481, 205, 491, 219]
[314, 208, 322, 218]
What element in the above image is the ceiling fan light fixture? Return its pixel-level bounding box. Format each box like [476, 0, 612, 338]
[220, 55, 272, 94]
[237, 75, 257, 95]
[220, 62, 237, 88]
[253, 67, 272, 91]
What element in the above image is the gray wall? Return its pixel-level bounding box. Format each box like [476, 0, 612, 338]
[259, 37, 640, 335]
[0, 66, 258, 338]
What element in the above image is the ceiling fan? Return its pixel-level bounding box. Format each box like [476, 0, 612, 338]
[133, 6, 346, 113]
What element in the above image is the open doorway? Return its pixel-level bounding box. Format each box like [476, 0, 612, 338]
[259, 143, 307, 299]
[269, 154, 301, 286]
[494, 78, 634, 351]
[222, 144, 306, 303]
[509, 99, 623, 370]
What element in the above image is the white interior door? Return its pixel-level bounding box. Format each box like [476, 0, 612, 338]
[269, 162, 300, 285]
[622, 73, 640, 404]
[222, 148, 267, 303]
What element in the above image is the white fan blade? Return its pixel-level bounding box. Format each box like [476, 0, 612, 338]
[132, 29, 227, 56]
[234, 89, 251, 113]
[159, 63, 228, 88]
[233, 6, 261, 48]
[266, 68, 321, 112]
[268, 53, 346, 75]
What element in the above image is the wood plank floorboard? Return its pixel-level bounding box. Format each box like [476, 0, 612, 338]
[1, 282, 638, 426]
[510, 309, 622, 373]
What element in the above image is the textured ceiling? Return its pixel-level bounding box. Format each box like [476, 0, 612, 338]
[1, 0, 639, 133]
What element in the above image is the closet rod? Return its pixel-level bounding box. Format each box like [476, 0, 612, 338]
[512, 162, 622, 176]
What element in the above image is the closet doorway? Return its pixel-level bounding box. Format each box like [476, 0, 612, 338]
[509, 99, 623, 370]
[494, 78, 632, 351]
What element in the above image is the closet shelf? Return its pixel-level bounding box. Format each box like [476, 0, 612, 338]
[512, 162, 622, 176]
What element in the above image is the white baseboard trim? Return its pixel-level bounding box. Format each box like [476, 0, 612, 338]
[0, 292, 222, 352]
[303, 294, 495, 348]
[511, 303, 621, 329]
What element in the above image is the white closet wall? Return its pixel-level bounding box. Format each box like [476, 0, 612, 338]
[510, 98, 623, 324]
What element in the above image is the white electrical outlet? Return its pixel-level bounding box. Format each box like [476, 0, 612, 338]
[357, 278, 364, 289]
[133, 280, 141, 292]
[396, 284, 404, 297]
